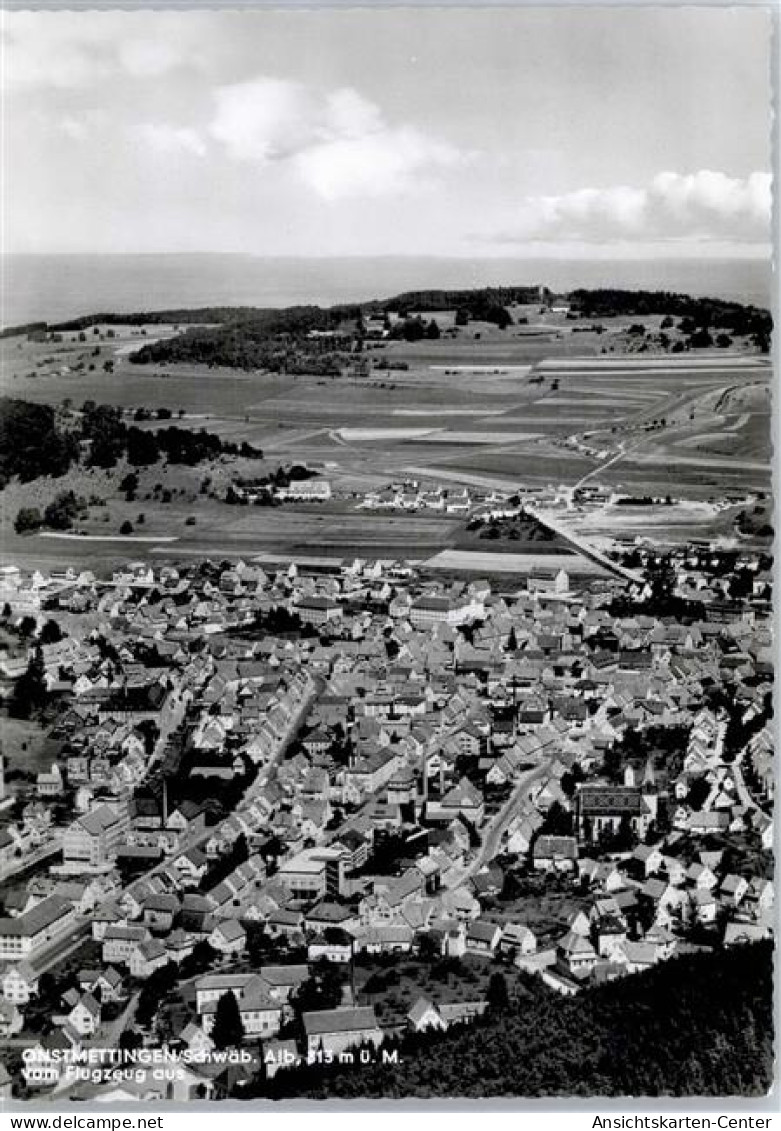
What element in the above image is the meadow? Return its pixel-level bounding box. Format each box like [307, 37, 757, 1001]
[0, 314, 772, 572]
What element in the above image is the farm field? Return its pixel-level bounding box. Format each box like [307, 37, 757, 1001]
[425, 549, 608, 577]
[1, 317, 772, 573]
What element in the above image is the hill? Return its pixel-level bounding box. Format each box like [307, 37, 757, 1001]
[259, 942, 773, 1099]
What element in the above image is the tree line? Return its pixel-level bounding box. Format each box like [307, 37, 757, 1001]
[252, 942, 772, 1099]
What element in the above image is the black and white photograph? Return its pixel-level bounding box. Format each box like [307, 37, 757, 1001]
[0, 3, 775, 1107]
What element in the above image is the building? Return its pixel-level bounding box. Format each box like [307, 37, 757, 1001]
[278, 848, 347, 905]
[575, 785, 649, 843]
[277, 480, 332, 502]
[296, 597, 343, 627]
[410, 594, 482, 628]
[303, 1006, 383, 1058]
[63, 804, 129, 868]
[0, 897, 75, 961]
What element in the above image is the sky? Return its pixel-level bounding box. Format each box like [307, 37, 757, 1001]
[2, 7, 773, 258]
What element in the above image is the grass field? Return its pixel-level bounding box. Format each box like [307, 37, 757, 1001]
[0, 715, 54, 777]
[1, 320, 772, 573]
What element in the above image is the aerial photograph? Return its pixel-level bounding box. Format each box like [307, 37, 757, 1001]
[0, 5, 774, 1105]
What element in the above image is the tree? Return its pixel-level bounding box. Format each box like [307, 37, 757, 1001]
[43, 491, 80, 531]
[212, 991, 245, 1050]
[120, 471, 139, 496]
[120, 520, 134, 535]
[293, 960, 345, 1015]
[9, 647, 47, 719]
[127, 427, 160, 466]
[14, 507, 42, 534]
[487, 972, 509, 1012]
[689, 328, 713, 349]
[39, 619, 63, 645]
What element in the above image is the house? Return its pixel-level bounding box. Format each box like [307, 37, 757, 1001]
[68, 993, 101, 1037]
[592, 916, 628, 960]
[209, 919, 247, 956]
[129, 939, 169, 978]
[557, 930, 597, 973]
[2, 962, 39, 1005]
[195, 973, 258, 1014]
[0, 1000, 24, 1037]
[78, 967, 124, 1002]
[142, 893, 180, 933]
[532, 835, 578, 872]
[307, 929, 353, 964]
[465, 920, 502, 956]
[181, 1022, 215, 1059]
[499, 922, 537, 957]
[102, 924, 151, 965]
[297, 597, 343, 626]
[438, 1000, 488, 1026]
[303, 1006, 383, 1058]
[257, 965, 310, 1004]
[407, 996, 447, 1032]
[201, 984, 283, 1040]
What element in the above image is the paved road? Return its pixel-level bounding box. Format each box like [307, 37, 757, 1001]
[0, 837, 63, 885]
[445, 751, 557, 890]
[525, 504, 645, 586]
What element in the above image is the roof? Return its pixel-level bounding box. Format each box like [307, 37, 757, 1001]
[407, 996, 441, 1026]
[578, 785, 643, 815]
[0, 896, 72, 938]
[303, 1006, 379, 1036]
[534, 835, 577, 859]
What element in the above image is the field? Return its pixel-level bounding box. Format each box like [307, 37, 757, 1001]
[0, 715, 55, 777]
[0, 313, 772, 572]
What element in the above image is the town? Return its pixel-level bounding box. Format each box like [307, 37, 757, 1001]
[0, 514, 773, 1101]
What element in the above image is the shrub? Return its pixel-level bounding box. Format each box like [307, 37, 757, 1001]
[14, 506, 43, 534]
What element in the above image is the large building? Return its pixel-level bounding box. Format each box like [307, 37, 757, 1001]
[277, 480, 332, 502]
[63, 804, 130, 868]
[296, 596, 343, 627]
[410, 593, 483, 628]
[278, 848, 347, 905]
[0, 897, 75, 960]
[575, 785, 650, 843]
[303, 1006, 383, 1058]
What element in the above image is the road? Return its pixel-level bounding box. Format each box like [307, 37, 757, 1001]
[524, 504, 645, 586]
[445, 750, 557, 890]
[571, 443, 628, 497]
[0, 836, 63, 886]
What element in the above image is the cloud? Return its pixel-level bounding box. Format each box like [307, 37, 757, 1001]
[3, 12, 200, 89]
[491, 170, 772, 245]
[136, 123, 207, 158]
[207, 76, 462, 199]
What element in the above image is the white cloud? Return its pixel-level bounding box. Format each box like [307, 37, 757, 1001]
[296, 127, 460, 201]
[3, 12, 200, 89]
[493, 170, 772, 244]
[59, 116, 90, 142]
[207, 75, 462, 199]
[136, 123, 207, 158]
[208, 78, 315, 162]
[118, 39, 190, 79]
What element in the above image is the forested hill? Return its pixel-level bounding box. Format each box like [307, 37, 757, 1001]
[261, 943, 773, 1100]
[1, 286, 770, 340]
